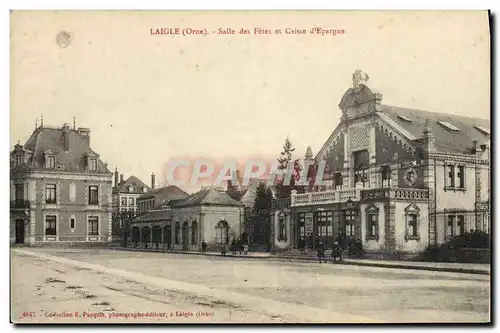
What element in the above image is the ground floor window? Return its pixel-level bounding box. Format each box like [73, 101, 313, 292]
[45, 215, 57, 236]
[404, 203, 420, 241]
[365, 204, 379, 241]
[447, 214, 465, 237]
[88, 216, 99, 236]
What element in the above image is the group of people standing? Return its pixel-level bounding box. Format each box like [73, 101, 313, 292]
[201, 239, 250, 256]
[314, 235, 364, 263]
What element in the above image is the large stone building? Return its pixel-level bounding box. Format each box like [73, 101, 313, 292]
[128, 187, 245, 250]
[285, 70, 490, 255]
[10, 122, 113, 245]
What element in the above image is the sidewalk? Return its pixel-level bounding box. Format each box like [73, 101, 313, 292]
[113, 247, 490, 275]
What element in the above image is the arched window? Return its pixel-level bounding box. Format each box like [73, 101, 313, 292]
[215, 220, 229, 244]
[381, 165, 391, 188]
[191, 221, 198, 245]
[174, 222, 180, 244]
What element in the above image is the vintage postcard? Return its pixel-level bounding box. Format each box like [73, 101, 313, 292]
[9, 10, 491, 324]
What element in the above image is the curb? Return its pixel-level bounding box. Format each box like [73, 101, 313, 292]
[112, 247, 490, 275]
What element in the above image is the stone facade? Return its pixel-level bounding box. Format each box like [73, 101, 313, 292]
[10, 124, 113, 246]
[288, 71, 490, 255]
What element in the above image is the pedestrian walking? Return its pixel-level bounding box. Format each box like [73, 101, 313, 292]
[317, 242, 326, 263]
[201, 240, 207, 254]
[331, 241, 342, 262]
[243, 244, 249, 256]
[221, 244, 227, 256]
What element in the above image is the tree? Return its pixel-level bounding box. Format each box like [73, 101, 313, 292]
[252, 183, 274, 251]
[275, 138, 303, 198]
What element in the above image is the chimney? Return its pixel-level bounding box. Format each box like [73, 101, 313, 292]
[62, 123, 70, 151]
[114, 167, 119, 188]
[77, 127, 91, 146]
[151, 173, 156, 189]
[120, 174, 124, 184]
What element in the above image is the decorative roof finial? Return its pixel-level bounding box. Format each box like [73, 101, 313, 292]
[40, 114, 44, 127]
[352, 69, 370, 89]
[35, 118, 38, 130]
[73, 116, 76, 130]
[305, 146, 313, 160]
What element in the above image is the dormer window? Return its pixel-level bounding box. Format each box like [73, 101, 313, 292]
[438, 121, 460, 132]
[474, 125, 490, 136]
[88, 158, 97, 171]
[15, 154, 24, 167]
[128, 185, 134, 192]
[142, 186, 146, 193]
[397, 115, 412, 122]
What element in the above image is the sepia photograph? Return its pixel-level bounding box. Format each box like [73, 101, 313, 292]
[8, 9, 491, 324]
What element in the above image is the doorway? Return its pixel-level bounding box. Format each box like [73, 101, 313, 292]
[15, 219, 25, 244]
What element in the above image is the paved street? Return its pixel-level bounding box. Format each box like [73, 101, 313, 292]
[11, 248, 490, 323]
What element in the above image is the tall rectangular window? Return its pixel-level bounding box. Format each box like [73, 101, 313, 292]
[368, 214, 378, 237]
[89, 158, 97, 171]
[46, 156, 55, 169]
[447, 215, 455, 237]
[446, 165, 455, 187]
[457, 166, 465, 188]
[129, 197, 134, 206]
[45, 215, 57, 235]
[88, 217, 99, 236]
[121, 197, 127, 206]
[46, 184, 56, 204]
[88, 186, 99, 205]
[70, 218, 75, 230]
[457, 215, 465, 236]
[15, 183, 24, 201]
[407, 214, 418, 236]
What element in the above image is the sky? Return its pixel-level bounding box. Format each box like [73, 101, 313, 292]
[10, 10, 490, 193]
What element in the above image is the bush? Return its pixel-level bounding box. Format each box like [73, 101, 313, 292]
[417, 230, 490, 262]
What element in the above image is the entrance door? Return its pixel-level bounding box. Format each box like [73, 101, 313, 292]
[15, 219, 25, 244]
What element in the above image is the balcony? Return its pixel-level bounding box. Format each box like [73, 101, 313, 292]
[361, 188, 429, 201]
[10, 199, 30, 209]
[291, 189, 361, 207]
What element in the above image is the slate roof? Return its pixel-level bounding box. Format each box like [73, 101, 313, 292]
[16, 125, 110, 173]
[171, 188, 245, 208]
[133, 210, 173, 223]
[380, 105, 490, 155]
[137, 185, 189, 209]
[114, 175, 151, 193]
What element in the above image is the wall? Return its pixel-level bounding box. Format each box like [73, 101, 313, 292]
[31, 173, 112, 242]
[394, 201, 429, 253]
[202, 206, 243, 246]
[360, 202, 386, 252]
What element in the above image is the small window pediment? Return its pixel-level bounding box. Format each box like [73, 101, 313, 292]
[365, 203, 380, 213]
[405, 202, 420, 214]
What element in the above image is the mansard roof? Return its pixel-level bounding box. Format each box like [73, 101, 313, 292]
[380, 105, 490, 155]
[14, 125, 111, 173]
